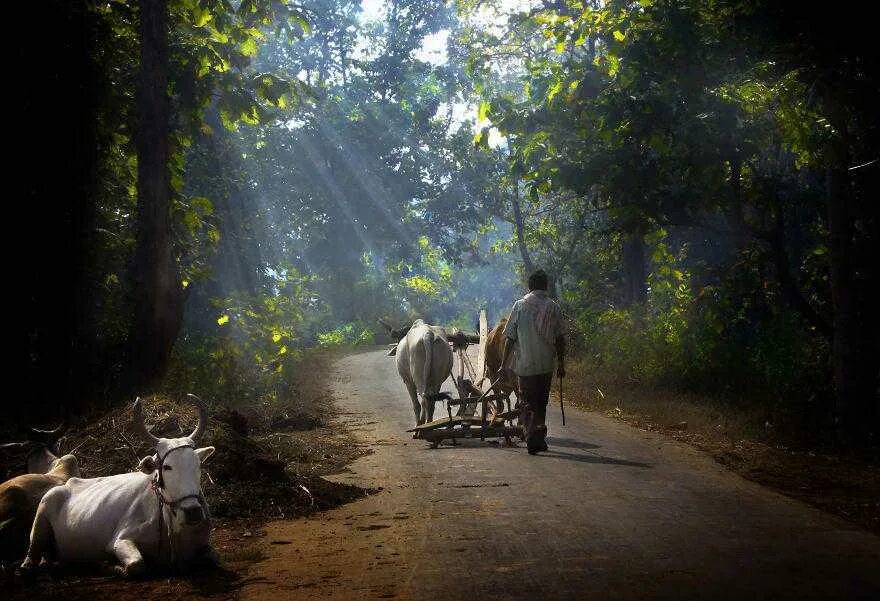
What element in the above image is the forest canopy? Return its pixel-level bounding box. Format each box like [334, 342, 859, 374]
[10, 0, 878, 446]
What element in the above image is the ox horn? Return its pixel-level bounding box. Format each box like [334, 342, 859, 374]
[185, 393, 208, 442]
[131, 397, 160, 445]
[28, 419, 68, 443]
[27, 406, 70, 445]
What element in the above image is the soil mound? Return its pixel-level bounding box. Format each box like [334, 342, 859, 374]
[55, 396, 368, 520]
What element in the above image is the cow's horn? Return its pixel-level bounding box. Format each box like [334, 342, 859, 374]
[185, 393, 208, 442]
[132, 397, 160, 445]
[28, 418, 68, 443]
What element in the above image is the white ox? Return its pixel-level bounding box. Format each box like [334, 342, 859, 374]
[21, 395, 216, 576]
[394, 319, 454, 426]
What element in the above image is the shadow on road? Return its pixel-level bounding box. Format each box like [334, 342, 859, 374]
[418, 438, 517, 451]
[546, 436, 601, 451]
[185, 563, 241, 596]
[414, 437, 649, 469]
[539, 449, 652, 468]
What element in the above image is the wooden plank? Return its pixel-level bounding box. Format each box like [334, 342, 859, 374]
[446, 393, 507, 406]
[490, 408, 521, 422]
[417, 425, 523, 443]
[407, 415, 484, 432]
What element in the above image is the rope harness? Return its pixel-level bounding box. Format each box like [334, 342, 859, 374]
[147, 443, 208, 564]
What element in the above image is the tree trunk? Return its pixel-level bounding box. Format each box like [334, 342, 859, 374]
[511, 183, 536, 275]
[728, 152, 750, 249]
[621, 231, 647, 306]
[71, 1, 100, 411]
[127, 0, 182, 393]
[768, 200, 832, 340]
[826, 107, 875, 444]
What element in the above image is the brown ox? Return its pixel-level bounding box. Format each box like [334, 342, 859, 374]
[483, 317, 518, 403]
[0, 451, 80, 564]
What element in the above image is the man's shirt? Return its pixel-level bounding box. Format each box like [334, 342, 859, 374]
[502, 289, 565, 376]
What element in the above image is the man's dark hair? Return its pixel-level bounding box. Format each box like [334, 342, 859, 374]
[527, 269, 548, 291]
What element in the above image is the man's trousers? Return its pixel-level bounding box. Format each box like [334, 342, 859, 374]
[517, 372, 553, 450]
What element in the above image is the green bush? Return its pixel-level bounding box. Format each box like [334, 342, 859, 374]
[317, 322, 375, 347]
[568, 230, 828, 411]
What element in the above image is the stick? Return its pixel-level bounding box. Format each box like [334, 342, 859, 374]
[558, 373, 566, 426]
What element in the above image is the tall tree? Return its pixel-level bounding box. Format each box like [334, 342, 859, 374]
[127, 0, 183, 392]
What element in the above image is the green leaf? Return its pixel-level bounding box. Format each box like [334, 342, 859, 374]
[478, 100, 489, 122]
[190, 196, 213, 215]
[192, 7, 212, 27]
[289, 12, 311, 35]
[608, 54, 621, 77]
[613, 30, 625, 42]
[217, 315, 230, 326]
[240, 37, 258, 57]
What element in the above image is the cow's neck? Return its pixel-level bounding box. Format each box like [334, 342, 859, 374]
[155, 494, 211, 565]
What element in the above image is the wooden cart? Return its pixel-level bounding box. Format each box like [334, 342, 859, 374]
[408, 310, 523, 448]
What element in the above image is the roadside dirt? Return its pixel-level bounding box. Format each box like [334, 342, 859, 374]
[4, 352, 373, 600]
[565, 362, 880, 535]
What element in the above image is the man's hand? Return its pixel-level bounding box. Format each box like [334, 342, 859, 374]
[556, 364, 566, 378]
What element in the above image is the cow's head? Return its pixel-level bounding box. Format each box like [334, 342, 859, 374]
[378, 318, 413, 342]
[132, 395, 214, 527]
[1, 419, 69, 477]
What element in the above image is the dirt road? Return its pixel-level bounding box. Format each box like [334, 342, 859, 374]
[240, 349, 880, 600]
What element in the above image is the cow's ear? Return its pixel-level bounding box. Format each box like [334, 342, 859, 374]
[137, 455, 157, 474]
[195, 446, 215, 463]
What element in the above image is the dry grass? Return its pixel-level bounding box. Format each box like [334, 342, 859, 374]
[568, 360, 767, 442]
[567, 358, 880, 534]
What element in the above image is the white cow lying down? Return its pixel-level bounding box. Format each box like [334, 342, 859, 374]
[22, 395, 216, 577]
[395, 319, 454, 426]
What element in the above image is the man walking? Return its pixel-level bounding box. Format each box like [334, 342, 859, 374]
[499, 269, 566, 454]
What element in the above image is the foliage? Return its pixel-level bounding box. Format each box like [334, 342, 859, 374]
[317, 322, 374, 347]
[461, 0, 878, 439]
[18, 0, 877, 444]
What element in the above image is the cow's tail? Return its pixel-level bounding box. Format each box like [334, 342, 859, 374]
[418, 329, 434, 397]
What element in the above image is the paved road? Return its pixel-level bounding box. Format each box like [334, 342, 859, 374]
[240, 349, 880, 600]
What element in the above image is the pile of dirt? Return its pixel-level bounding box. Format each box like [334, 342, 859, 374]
[59, 395, 370, 522]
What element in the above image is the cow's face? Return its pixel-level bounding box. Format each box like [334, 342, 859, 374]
[154, 439, 214, 525]
[132, 395, 213, 527]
